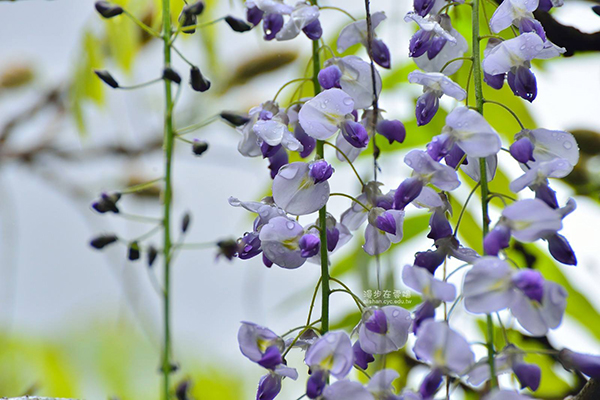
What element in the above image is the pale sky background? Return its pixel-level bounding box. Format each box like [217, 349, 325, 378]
[0, 0, 599, 399]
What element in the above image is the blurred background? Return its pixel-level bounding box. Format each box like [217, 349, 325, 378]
[0, 0, 599, 399]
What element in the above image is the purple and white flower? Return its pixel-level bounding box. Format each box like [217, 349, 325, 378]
[408, 71, 466, 126]
[275, 2, 321, 41]
[490, 0, 545, 39]
[358, 306, 412, 354]
[272, 161, 331, 215]
[337, 11, 391, 68]
[321, 56, 382, 109]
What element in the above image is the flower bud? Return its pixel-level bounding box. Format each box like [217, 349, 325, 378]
[95, 1, 123, 18]
[246, 5, 264, 26]
[94, 70, 119, 88]
[513, 362, 541, 391]
[263, 13, 284, 40]
[326, 226, 339, 252]
[295, 123, 316, 158]
[484, 72, 505, 90]
[257, 373, 282, 400]
[409, 29, 433, 58]
[414, 249, 445, 274]
[558, 349, 600, 378]
[175, 379, 191, 400]
[427, 210, 452, 240]
[306, 369, 328, 399]
[299, 234, 320, 258]
[258, 345, 283, 370]
[268, 147, 288, 179]
[92, 192, 121, 214]
[220, 111, 250, 127]
[128, 241, 140, 261]
[190, 67, 211, 92]
[547, 233, 577, 266]
[426, 134, 451, 161]
[340, 120, 369, 148]
[508, 66, 537, 102]
[181, 212, 191, 233]
[261, 143, 281, 158]
[534, 184, 558, 209]
[512, 269, 544, 302]
[376, 119, 405, 144]
[419, 367, 443, 399]
[178, 10, 197, 34]
[217, 239, 238, 260]
[162, 67, 181, 84]
[376, 211, 397, 235]
[186, 1, 205, 16]
[444, 144, 466, 168]
[427, 36, 447, 60]
[394, 177, 424, 210]
[318, 65, 342, 90]
[538, 0, 553, 11]
[371, 38, 391, 68]
[414, 0, 435, 16]
[415, 91, 440, 126]
[147, 245, 158, 267]
[192, 139, 209, 156]
[364, 308, 388, 334]
[509, 137, 535, 164]
[239, 232, 262, 259]
[353, 341, 374, 370]
[225, 15, 253, 32]
[413, 301, 436, 333]
[483, 225, 511, 256]
[90, 234, 118, 249]
[308, 160, 333, 184]
[519, 18, 546, 41]
[302, 19, 322, 40]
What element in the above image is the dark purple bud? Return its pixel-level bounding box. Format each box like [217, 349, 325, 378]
[309, 160, 334, 184]
[318, 65, 342, 90]
[510, 137, 535, 164]
[353, 341, 375, 370]
[220, 111, 250, 127]
[303, 19, 322, 40]
[365, 309, 388, 334]
[559, 349, 600, 378]
[427, 36, 447, 60]
[414, 0, 435, 16]
[376, 119, 406, 144]
[247, 6, 264, 26]
[181, 212, 191, 233]
[376, 196, 394, 210]
[258, 345, 283, 370]
[239, 232, 262, 260]
[95, 1, 123, 18]
[394, 177, 424, 210]
[483, 225, 511, 256]
[508, 66, 537, 102]
[257, 373, 282, 400]
[416, 91, 440, 126]
[306, 369, 328, 399]
[128, 241, 140, 261]
[444, 144, 466, 168]
[372, 38, 391, 68]
[484, 72, 505, 90]
[147, 245, 158, 267]
[192, 139, 209, 156]
[299, 234, 320, 258]
[547, 234, 577, 266]
[263, 254, 273, 268]
[413, 301, 436, 334]
[217, 239, 239, 260]
[268, 147, 288, 179]
[163, 67, 182, 84]
[94, 70, 119, 88]
[176, 379, 191, 400]
[512, 269, 544, 303]
[534, 184, 559, 209]
[414, 249, 446, 274]
[179, 10, 197, 34]
[427, 134, 452, 161]
[190, 67, 211, 92]
[92, 192, 121, 214]
[376, 212, 397, 235]
[90, 234, 118, 249]
[187, 1, 205, 15]
[419, 368, 443, 399]
[341, 120, 369, 148]
[519, 18, 546, 41]
[326, 227, 339, 252]
[538, 0, 553, 11]
[261, 143, 281, 158]
[409, 30, 433, 58]
[295, 124, 316, 158]
[513, 362, 541, 391]
[225, 16, 253, 32]
[428, 210, 452, 240]
[263, 13, 284, 41]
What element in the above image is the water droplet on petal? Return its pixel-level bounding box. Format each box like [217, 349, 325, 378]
[286, 221, 295, 230]
[279, 166, 298, 180]
[342, 97, 353, 106]
[563, 141, 573, 149]
[392, 309, 400, 317]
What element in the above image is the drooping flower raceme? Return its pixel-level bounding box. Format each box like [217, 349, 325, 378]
[463, 256, 568, 336]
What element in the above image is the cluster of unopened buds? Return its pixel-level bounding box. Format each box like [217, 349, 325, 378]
[219, 0, 600, 399]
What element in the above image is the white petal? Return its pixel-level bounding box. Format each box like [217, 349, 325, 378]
[299, 89, 354, 140]
[338, 56, 382, 109]
[272, 162, 330, 215]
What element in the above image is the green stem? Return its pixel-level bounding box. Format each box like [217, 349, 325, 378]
[161, 0, 175, 398]
[472, 0, 497, 388]
[309, 0, 329, 335]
